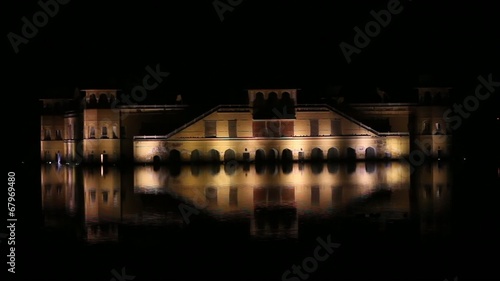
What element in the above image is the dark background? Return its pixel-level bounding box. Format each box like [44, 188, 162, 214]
[2, 0, 499, 280]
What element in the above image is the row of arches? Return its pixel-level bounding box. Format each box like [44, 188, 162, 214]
[86, 94, 116, 109]
[159, 147, 378, 164]
[253, 91, 295, 118]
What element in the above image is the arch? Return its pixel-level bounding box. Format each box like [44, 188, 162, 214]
[365, 147, 376, 160]
[253, 92, 265, 118]
[255, 149, 266, 163]
[98, 94, 109, 108]
[153, 155, 161, 165]
[168, 149, 181, 163]
[279, 91, 295, 116]
[88, 94, 97, 107]
[267, 148, 278, 162]
[191, 150, 201, 163]
[327, 147, 339, 162]
[208, 149, 220, 163]
[268, 92, 278, 102]
[254, 92, 265, 105]
[224, 149, 236, 162]
[311, 148, 324, 161]
[266, 92, 279, 115]
[281, 149, 293, 162]
[346, 147, 356, 161]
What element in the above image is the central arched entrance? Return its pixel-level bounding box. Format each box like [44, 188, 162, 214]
[281, 149, 293, 162]
[168, 149, 181, 163]
[255, 149, 266, 163]
[268, 148, 278, 162]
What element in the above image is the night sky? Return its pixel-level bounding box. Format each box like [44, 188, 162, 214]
[4, 0, 500, 160]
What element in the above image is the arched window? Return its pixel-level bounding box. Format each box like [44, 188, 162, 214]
[89, 127, 96, 139]
[101, 126, 108, 138]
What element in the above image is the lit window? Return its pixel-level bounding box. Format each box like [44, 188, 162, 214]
[101, 126, 108, 138]
[44, 129, 51, 140]
[112, 125, 118, 139]
[435, 122, 441, 134]
[89, 127, 95, 139]
[205, 120, 216, 138]
[90, 190, 96, 203]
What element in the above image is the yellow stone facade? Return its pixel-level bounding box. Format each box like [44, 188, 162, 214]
[40, 87, 452, 164]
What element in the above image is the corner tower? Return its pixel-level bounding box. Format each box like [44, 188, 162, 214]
[82, 89, 121, 163]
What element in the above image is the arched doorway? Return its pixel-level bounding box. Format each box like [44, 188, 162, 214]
[98, 94, 109, 108]
[153, 155, 161, 165]
[279, 92, 295, 116]
[168, 149, 181, 163]
[253, 92, 265, 118]
[267, 92, 279, 110]
[327, 147, 339, 162]
[346, 147, 356, 161]
[268, 148, 278, 162]
[208, 149, 220, 163]
[224, 149, 236, 162]
[190, 150, 201, 163]
[281, 149, 293, 162]
[365, 147, 376, 160]
[255, 149, 266, 163]
[311, 148, 324, 161]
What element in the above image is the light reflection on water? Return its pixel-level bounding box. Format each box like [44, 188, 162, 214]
[40, 161, 452, 243]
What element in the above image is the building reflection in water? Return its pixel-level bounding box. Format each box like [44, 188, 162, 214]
[40, 161, 452, 243]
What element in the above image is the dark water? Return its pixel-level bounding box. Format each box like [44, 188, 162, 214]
[14, 161, 500, 280]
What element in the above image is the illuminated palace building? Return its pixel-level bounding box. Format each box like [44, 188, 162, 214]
[40, 87, 452, 164]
